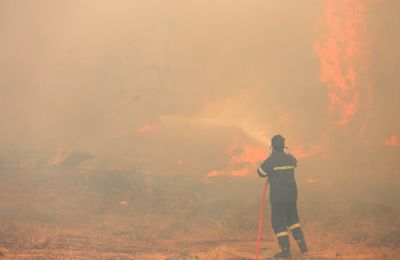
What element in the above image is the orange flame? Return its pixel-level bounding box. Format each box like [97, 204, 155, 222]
[314, 0, 370, 125]
[206, 144, 267, 179]
[206, 169, 225, 178]
[384, 134, 399, 147]
[229, 145, 267, 165]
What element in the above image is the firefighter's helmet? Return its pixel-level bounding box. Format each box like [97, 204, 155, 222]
[271, 134, 285, 151]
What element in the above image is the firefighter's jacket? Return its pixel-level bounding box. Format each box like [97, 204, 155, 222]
[258, 151, 298, 204]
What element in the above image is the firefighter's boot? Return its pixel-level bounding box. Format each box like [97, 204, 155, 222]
[292, 227, 308, 253]
[274, 234, 291, 259]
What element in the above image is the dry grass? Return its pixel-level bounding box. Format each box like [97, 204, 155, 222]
[0, 167, 399, 259]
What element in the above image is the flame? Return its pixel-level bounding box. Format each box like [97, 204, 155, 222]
[314, 0, 370, 125]
[176, 159, 184, 165]
[229, 145, 267, 165]
[384, 134, 399, 147]
[206, 144, 267, 179]
[205, 142, 324, 179]
[206, 169, 225, 178]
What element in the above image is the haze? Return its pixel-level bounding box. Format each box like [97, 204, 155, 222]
[0, 0, 399, 258]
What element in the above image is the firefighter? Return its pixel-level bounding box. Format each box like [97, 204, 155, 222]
[257, 135, 308, 259]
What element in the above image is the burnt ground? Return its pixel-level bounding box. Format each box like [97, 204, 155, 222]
[0, 164, 399, 259]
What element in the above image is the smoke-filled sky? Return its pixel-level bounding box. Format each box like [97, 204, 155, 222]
[0, 0, 399, 178]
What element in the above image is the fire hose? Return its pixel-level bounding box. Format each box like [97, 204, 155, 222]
[255, 179, 269, 260]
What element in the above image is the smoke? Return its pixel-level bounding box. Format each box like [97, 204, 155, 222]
[0, 0, 398, 178]
[0, 0, 399, 217]
[1, 2, 400, 258]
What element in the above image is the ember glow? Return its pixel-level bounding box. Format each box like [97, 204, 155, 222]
[228, 145, 267, 165]
[206, 142, 325, 179]
[314, 0, 370, 125]
[384, 134, 399, 146]
[206, 144, 267, 178]
[1, 1, 399, 258]
[206, 169, 225, 178]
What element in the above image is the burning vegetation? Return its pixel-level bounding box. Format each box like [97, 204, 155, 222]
[314, 0, 370, 126]
[0, 0, 399, 259]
